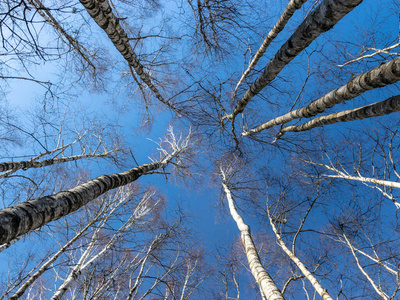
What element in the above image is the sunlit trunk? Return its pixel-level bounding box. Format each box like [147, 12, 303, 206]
[0, 160, 163, 245]
[232, 0, 307, 99]
[79, 0, 176, 111]
[245, 58, 400, 136]
[268, 214, 333, 300]
[221, 177, 284, 300]
[274, 95, 400, 139]
[226, 0, 363, 121]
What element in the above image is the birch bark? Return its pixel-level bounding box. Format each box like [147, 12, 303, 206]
[0, 150, 114, 179]
[244, 58, 400, 136]
[267, 214, 333, 300]
[305, 161, 400, 209]
[0, 161, 161, 245]
[78, 0, 177, 111]
[274, 95, 400, 139]
[226, 0, 363, 121]
[232, 0, 308, 99]
[0, 129, 188, 246]
[221, 173, 284, 300]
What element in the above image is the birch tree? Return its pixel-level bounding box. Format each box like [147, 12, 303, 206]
[3, 0, 400, 298]
[220, 159, 284, 300]
[78, 0, 178, 112]
[49, 188, 158, 300]
[1, 184, 209, 299]
[0, 127, 193, 245]
[266, 191, 333, 300]
[301, 123, 400, 209]
[243, 58, 400, 137]
[273, 95, 400, 140]
[232, 0, 308, 99]
[225, 0, 363, 122]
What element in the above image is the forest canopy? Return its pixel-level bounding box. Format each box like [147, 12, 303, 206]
[1, 0, 400, 299]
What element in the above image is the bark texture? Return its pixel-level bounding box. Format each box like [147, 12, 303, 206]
[232, 0, 307, 99]
[227, 0, 363, 121]
[245, 58, 400, 135]
[268, 217, 333, 300]
[79, 0, 176, 111]
[275, 95, 400, 138]
[0, 151, 113, 177]
[222, 181, 284, 300]
[0, 161, 165, 245]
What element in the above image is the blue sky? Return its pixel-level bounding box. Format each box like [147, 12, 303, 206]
[1, 0, 400, 298]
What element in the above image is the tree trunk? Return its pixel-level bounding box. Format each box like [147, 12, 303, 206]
[342, 232, 389, 300]
[226, 0, 363, 121]
[275, 95, 400, 139]
[244, 58, 400, 136]
[232, 0, 307, 99]
[78, 0, 177, 111]
[0, 160, 165, 245]
[268, 215, 333, 300]
[0, 151, 114, 179]
[221, 179, 284, 300]
[307, 161, 400, 209]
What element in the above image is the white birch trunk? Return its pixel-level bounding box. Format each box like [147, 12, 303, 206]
[0, 161, 160, 245]
[0, 150, 114, 179]
[226, 0, 363, 121]
[78, 0, 177, 112]
[244, 58, 400, 136]
[0, 127, 190, 245]
[50, 233, 117, 300]
[267, 215, 333, 300]
[335, 237, 398, 275]
[0, 139, 78, 173]
[221, 178, 284, 300]
[342, 233, 389, 300]
[310, 162, 400, 209]
[126, 238, 159, 300]
[232, 0, 308, 99]
[274, 95, 400, 139]
[325, 173, 400, 190]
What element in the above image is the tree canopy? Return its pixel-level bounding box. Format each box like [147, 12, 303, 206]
[1, 0, 400, 298]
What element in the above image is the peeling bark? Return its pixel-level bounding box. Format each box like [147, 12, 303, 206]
[245, 58, 400, 136]
[226, 0, 363, 121]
